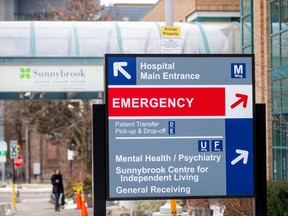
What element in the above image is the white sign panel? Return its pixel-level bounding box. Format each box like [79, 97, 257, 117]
[0, 156, 6, 163]
[33, 163, 41, 175]
[161, 26, 181, 54]
[0, 141, 7, 156]
[0, 141, 7, 151]
[67, 149, 74, 160]
[161, 38, 181, 54]
[10, 140, 18, 159]
[0, 66, 104, 92]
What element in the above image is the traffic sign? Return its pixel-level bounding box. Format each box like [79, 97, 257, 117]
[73, 183, 83, 191]
[10, 140, 18, 159]
[0, 141, 7, 157]
[14, 155, 23, 168]
[0, 156, 6, 163]
[106, 54, 255, 200]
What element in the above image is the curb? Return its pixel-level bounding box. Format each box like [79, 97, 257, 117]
[0, 188, 51, 194]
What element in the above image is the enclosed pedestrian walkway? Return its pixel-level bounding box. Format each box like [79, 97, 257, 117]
[0, 21, 240, 100]
[0, 21, 240, 57]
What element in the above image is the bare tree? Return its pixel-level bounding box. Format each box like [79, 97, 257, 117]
[46, 0, 111, 21]
[5, 100, 93, 174]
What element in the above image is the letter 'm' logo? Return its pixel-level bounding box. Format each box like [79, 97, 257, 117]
[231, 63, 246, 79]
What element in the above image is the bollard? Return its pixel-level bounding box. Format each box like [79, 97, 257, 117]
[16, 189, 20, 203]
[171, 200, 177, 216]
[152, 200, 189, 216]
[11, 183, 16, 209]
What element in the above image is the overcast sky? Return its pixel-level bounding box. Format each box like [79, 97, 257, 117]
[100, 0, 158, 5]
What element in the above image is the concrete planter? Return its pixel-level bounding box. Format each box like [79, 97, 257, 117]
[189, 208, 213, 216]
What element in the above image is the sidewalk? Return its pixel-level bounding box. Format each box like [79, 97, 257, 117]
[15, 198, 93, 216]
[0, 195, 94, 216]
[0, 184, 94, 216]
[0, 183, 51, 194]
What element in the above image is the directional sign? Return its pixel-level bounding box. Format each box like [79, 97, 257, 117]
[0, 141, 7, 157]
[231, 93, 248, 109]
[106, 54, 255, 200]
[231, 149, 249, 165]
[0, 151, 6, 156]
[0, 156, 6, 163]
[10, 140, 18, 159]
[113, 62, 131, 79]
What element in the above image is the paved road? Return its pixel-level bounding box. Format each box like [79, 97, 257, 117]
[1, 192, 93, 216]
[16, 195, 93, 216]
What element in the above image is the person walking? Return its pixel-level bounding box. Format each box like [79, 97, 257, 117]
[51, 169, 64, 212]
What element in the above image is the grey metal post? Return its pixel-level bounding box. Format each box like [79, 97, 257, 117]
[165, 0, 174, 26]
[1, 163, 4, 186]
[0, 101, 5, 186]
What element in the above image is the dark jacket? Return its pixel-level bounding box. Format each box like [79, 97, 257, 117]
[51, 174, 64, 194]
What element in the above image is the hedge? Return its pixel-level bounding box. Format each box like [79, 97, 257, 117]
[267, 182, 288, 216]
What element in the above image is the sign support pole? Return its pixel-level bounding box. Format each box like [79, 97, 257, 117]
[255, 104, 267, 216]
[165, 2, 181, 213]
[165, 0, 174, 26]
[11, 161, 16, 209]
[92, 105, 106, 216]
[1, 163, 4, 186]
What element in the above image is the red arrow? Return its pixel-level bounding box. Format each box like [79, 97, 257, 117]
[231, 93, 248, 109]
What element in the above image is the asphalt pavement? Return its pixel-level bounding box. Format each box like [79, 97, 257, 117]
[15, 196, 93, 216]
[0, 184, 93, 216]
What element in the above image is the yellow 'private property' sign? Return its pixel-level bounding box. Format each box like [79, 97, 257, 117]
[161, 26, 181, 37]
[73, 183, 83, 191]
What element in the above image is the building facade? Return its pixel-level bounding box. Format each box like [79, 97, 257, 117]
[0, 0, 151, 21]
[142, 0, 275, 182]
[142, 0, 240, 22]
[269, 0, 288, 181]
[242, 0, 288, 182]
[1, 0, 285, 183]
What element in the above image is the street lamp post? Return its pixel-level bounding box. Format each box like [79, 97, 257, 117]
[26, 127, 32, 184]
[40, 134, 43, 183]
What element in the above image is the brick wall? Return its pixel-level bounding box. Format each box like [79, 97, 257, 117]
[253, 0, 272, 182]
[142, 0, 239, 22]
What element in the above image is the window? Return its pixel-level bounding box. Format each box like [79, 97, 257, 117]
[271, 0, 280, 33]
[47, 142, 59, 161]
[282, 79, 288, 111]
[241, 0, 253, 53]
[281, 31, 288, 64]
[282, 115, 288, 146]
[273, 149, 282, 180]
[271, 34, 281, 68]
[242, 0, 252, 16]
[272, 80, 281, 112]
[281, 0, 288, 30]
[283, 149, 288, 180]
[242, 16, 252, 48]
[273, 116, 281, 146]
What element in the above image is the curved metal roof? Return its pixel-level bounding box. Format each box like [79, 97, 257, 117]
[0, 21, 240, 100]
[0, 21, 240, 57]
